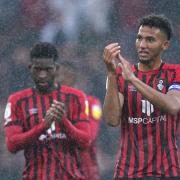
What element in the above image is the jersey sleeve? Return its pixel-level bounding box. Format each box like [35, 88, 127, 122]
[61, 91, 91, 148]
[4, 95, 47, 153]
[4, 94, 23, 128]
[88, 96, 102, 142]
[168, 65, 180, 91]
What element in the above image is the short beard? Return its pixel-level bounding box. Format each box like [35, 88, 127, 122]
[35, 81, 54, 94]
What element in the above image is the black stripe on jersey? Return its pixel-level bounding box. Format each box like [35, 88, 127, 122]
[4, 120, 22, 127]
[61, 92, 67, 179]
[149, 74, 157, 175]
[70, 147, 76, 178]
[75, 148, 84, 179]
[46, 146, 51, 180]
[62, 139, 68, 178]
[33, 144, 38, 180]
[71, 119, 89, 124]
[171, 115, 180, 175]
[123, 80, 132, 177]
[132, 71, 139, 176]
[32, 90, 39, 125]
[24, 150, 31, 180]
[73, 95, 81, 121]
[54, 146, 60, 180]
[24, 97, 31, 130]
[56, 85, 61, 102]
[159, 111, 165, 175]
[115, 80, 128, 177]
[32, 91, 39, 180]
[47, 95, 54, 180]
[40, 96, 46, 118]
[159, 69, 167, 175]
[54, 87, 62, 180]
[141, 74, 148, 175]
[164, 114, 173, 177]
[65, 94, 71, 121]
[66, 94, 76, 177]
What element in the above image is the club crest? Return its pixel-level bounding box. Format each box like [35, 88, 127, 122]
[157, 79, 164, 91]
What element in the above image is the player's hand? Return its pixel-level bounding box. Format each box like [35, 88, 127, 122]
[118, 54, 136, 81]
[44, 109, 55, 129]
[103, 43, 121, 73]
[49, 100, 66, 123]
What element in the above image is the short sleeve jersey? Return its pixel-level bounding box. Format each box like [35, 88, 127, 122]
[114, 63, 180, 179]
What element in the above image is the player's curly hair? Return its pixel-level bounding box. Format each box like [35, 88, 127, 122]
[30, 42, 58, 62]
[138, 14, 173, 40]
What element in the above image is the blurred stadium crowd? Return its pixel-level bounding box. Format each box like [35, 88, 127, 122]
[0, 0, 179, 179]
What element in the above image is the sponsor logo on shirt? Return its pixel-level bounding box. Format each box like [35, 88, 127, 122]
[128, 100, 166, 124]
[141, 100, 154, 116]
[128, 115, 166, 124]
[39, 132, 67, 141]
[29, 108, 38, 115]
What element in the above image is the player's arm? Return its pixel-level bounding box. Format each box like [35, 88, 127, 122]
[4, 97, 55, 153]
[130, 78, 180, 114]
[5, 122, 48, 153]
[103, 43, 124, 126]
[118, 54, 180, 115]
[61, 118, 91, 148]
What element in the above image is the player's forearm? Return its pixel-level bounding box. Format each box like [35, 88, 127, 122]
[103, 73, 123, 126]
[61, 118, 91, 148]
[130, 76, 180, 115]
[5, 122, 46, 153]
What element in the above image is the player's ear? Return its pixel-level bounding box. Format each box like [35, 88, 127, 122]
[163, 40, 170, 51]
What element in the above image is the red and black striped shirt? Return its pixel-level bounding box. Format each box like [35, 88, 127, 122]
[114, 63, 180, 179]
[4, 85, 90, 180]
[80, 95, 102, 180]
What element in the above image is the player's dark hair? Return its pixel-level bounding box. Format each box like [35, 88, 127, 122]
[138, 14, 173, 40]
[30, 42, 58, 62]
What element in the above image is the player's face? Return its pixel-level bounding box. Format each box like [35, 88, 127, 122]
[135, 25, 169, 65]
[29, 58, 57, 93]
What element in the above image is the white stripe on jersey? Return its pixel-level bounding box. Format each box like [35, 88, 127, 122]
[168, 83, 180, 91]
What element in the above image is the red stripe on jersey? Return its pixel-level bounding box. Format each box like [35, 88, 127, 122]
[147, 121, 153, 175]
[118, 122, 129, 177]
[136, 85, 144, 178]
[163, 147, 170, 177]
[135, 71, 144, 178]
[167, 115, 178, 176]
[156, 119, 162, 175]
[127, 124, 135, 177]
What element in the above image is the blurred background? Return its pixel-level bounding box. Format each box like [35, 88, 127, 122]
[0, 0, 179, 179]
